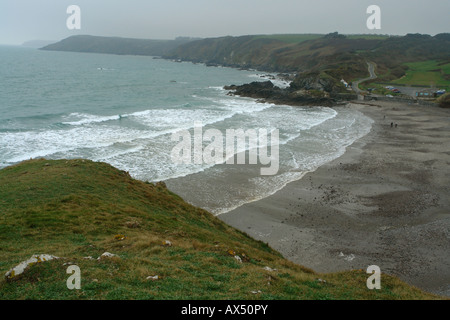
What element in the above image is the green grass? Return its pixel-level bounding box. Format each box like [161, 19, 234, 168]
[252, 34, 390, 44]
[391, 60, 450, 88]
[252, 34, 323, 44]
[346, 34, 391, 40]
[0, 159, 443, 300]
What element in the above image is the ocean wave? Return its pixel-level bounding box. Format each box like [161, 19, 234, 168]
[62, 113, 123, 126]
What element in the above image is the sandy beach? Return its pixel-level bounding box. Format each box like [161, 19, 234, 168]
[220, 100, 450, 297]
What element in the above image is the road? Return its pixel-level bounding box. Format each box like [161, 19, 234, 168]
[352, 62, 377, 99]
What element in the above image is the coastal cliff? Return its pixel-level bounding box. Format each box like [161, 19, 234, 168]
[40, 35, 198, 56]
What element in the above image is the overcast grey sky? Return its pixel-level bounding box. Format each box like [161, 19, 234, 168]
[1, 0, 449, 45]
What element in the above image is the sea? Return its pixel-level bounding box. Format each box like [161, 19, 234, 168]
[0, 45, 373, 215]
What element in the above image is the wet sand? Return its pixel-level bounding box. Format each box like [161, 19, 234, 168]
[220, 100, 450, 297]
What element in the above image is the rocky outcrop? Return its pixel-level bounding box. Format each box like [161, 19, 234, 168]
[5, 254, 60, 280]
[289, 72, 344, 93]
[225, 81, 283, 100]
[225, 72, 357, 107]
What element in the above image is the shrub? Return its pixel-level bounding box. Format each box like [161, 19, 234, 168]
[437, 93, 450, 108]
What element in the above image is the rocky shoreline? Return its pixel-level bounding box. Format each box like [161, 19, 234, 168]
[224, 72, 357, 107]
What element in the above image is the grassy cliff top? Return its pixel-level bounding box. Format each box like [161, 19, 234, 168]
[0, 159, 441, 299]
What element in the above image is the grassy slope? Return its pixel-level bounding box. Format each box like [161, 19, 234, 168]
[0, 159, 442, 300]
[254, 34, 390, 43]
[253, 34, 324, 44]
[391, 60, 450, 88]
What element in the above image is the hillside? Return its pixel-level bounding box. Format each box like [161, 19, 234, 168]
[162, 33, 450, 106]
[164, 33, 377, 76]
[165, 33, 450, 83]
[40, 35, 198, 56]
[40, 33, 450, 93]
[0, 159, 441, 300]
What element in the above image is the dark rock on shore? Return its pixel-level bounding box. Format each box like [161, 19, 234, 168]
[225, 72, 357, 107]
[290, 72, 341, 92]
[225, 81, 281, 99]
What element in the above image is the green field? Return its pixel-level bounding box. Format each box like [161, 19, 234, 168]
[253, 34, 323, 44]
[392, 60, 450, 88]
[346, 34, 391, 40]
[253, 34, 390, 44]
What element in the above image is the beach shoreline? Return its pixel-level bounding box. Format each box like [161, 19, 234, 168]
[219, 100, 450, 297]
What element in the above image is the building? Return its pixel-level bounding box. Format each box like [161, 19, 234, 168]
[416, 89, 437, 98]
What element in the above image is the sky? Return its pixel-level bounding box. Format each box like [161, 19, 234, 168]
[1, 0, 449, 45]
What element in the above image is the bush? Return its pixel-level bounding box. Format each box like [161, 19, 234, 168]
[391, 65, 408, 79]
[437, 93, 450, 108]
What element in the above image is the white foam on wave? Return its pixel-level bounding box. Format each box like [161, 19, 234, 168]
[91, 144, 146, 163]
[0, 125, 147, 165]
[245, 105, 338, 131]
[247, 73, 292, 88]
[109, 150, 219, 183]
[216, 97, 275, 114]
[208, 86, 227, 91]
[62, 113, 123, 126]
[61, 96, 275, 132]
